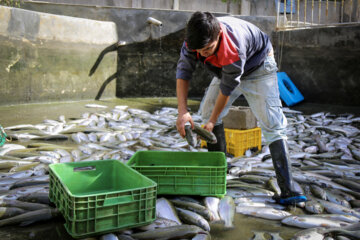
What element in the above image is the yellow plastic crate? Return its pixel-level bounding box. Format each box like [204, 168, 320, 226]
[201, 127, 262, 157]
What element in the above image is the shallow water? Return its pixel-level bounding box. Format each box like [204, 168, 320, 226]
[0, 97, 359, 240]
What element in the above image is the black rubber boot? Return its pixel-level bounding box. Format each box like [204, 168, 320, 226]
[207, 123, 227, 154]
[269, 139, 307, 205]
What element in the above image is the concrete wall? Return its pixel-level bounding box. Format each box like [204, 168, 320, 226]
[0, 6, 118, 105]
[273, 25, 360, 106]
[1, 2, 359, 106]
[24, 0, 243, 15]
[17, 2, 276, 100]
[20, 2, 193, 44]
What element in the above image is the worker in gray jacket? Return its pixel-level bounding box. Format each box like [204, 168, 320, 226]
[175, 11, 307, 205]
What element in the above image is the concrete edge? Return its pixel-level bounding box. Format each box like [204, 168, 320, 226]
[0, 5, 118, 45]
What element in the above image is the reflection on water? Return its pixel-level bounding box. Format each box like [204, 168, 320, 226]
[0, 214, 301, 240]
[211, 214, 300, 240]
[0, 214, 300, 240]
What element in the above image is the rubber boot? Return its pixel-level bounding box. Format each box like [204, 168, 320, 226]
[269, 139, 307, 205]
[207, 123, 227, 154]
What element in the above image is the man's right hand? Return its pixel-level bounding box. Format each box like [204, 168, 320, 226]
[176, 112, 194, 138]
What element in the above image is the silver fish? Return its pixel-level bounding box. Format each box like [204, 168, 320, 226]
[292, 227, 327, 240]
[281, 215, 350, 229]
[156, 198, 181, 225]
[0, 208, 58, 227]
[219, 196, 235, 228]
[184, 125, 197, 147]
[170, 200, 212, 221]
[236, 206, 291, 220]
[176, 207, 210, 232]
[203, 197, 220, 222]
[138, 217, 179, 231]
[131, 224, 204, 240]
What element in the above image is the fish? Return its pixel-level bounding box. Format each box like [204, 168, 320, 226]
[137, 217, 179, 231]
[170, 199, 212, 221]
[0, 208, 59, 227]
[281, 215, 351, 229]
[325, 189, 351, 208]
[117, 234, 135, 240]
[192, 232, 211, 240]
[218, 196, 235, 228]
[236, 206, 291, 220]
[175, 207, 210, 232]
[0, 207, 26, 219]
[311, 185, 327, 200]
[203, 197, 221, 222]
[0, 199, 49, 211]
[234, 196, 276, 204]
[269, 232, 284, 240]
[130, 225, 204, 240]
[332, 179, 360, 192]
[305, 200, 325, 214]
[192, 124, 217, 144]
[10, 175, 49, 190]
[185, 125, 197, 147]
[236, 201, 285, 210]
[17, 191, 50, 205]
[310, 214, 360, 223]
[156, 198, 181, 225]
[251, 231, 267, 240]
[0, 144, 26, 156]
[317, 200, 360, 218]
[292, 227, 327, 240]
[85, 104, 108, 109]
[100, 233, 119, 240]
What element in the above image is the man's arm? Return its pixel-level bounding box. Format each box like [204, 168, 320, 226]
[204, 90, 229, 132]
[176, 79, 194, 137]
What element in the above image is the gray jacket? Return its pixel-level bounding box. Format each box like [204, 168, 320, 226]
[176, 17, 272, 96]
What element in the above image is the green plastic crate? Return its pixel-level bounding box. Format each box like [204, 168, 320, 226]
[127, 151, 226, 197]
[49, 160, 157, 238]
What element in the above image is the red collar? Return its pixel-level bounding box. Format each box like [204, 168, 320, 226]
[204, 24, 240, 67]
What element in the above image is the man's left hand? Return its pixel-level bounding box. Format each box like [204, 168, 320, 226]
[203, 121, 215, 132]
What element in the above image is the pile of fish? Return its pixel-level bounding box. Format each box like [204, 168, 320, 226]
[0, 104, 359, 240]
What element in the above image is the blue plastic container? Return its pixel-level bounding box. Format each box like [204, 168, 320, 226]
[277, 72, 304, 106]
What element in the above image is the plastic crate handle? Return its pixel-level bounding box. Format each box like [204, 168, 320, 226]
[103, 195, 134, 206]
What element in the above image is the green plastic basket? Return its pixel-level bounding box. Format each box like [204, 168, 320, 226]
[127, 151, 227, 197]
[49, 160, 157, 238]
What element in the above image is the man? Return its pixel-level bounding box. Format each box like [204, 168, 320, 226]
[175, 11, 307, 205]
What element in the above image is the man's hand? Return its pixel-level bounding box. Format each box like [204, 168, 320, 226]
[203, 121, 215, 132]
[176, 112, 194, 138]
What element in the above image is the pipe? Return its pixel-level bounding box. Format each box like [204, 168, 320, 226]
[147, 17, 162, 26]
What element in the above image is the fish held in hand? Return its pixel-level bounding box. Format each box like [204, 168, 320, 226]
[193, 124, 217, 144]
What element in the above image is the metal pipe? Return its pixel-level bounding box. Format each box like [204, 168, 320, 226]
[311, 0, 314, 25]
[350, 0, 353, 22]
[276, 0, 280, 28]
[147, 17, 163, 26]
[284, 0, 287, 26]
[319, 0, 321, 24]
[297, 0, 300, 26]
[304, 0, 307, 26]
[290, 0, 293, 25]
[326, 0, 328, 23]
[341, 0, 344, 23]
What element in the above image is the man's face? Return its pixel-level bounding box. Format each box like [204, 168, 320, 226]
[196, 35, 220, 58]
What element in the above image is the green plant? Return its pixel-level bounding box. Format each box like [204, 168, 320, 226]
[0, 0, 21, 7]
